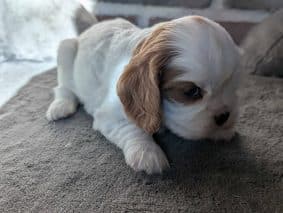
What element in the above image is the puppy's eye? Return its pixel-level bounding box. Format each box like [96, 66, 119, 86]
[184, 86, 202, 100]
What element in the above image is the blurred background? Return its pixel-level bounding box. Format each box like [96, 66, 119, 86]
[0, 0, 282, 106]
[95, 0, 275, 44]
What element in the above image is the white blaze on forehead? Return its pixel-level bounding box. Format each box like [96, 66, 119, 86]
[168, 16, 240, 92]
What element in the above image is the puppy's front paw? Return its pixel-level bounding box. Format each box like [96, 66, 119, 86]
[46, 99, 77, 121]
[125, 142, 169, 174]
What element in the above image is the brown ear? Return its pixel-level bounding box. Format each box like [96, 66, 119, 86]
[117, 24, 174, 134]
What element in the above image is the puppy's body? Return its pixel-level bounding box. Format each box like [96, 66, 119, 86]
[74, 19, 147, 116]
[47, 17, 240, 174]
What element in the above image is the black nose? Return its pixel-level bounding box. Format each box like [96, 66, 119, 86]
[214, 112, 230, 126]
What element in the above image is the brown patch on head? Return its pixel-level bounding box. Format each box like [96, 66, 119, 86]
[191, 16, 207, 24]
[117, 23, 177, 134]
[161, 69, 183, 89]
[162, 80, 202, 105]
[161, 69, 204, 105]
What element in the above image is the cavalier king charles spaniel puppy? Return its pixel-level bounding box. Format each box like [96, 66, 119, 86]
[46, 16, 240, 174]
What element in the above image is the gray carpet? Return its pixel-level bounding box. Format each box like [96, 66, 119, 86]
[0, 69, 282, 212]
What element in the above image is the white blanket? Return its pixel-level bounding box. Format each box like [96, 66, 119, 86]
[0, 0, 94, 106]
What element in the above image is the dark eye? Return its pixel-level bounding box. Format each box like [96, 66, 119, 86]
[184, 86, 202, 100]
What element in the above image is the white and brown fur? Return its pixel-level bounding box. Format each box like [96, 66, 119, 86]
[46, 16, 241, 174]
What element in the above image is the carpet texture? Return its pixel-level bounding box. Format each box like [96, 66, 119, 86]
[0, 69, 282, 212]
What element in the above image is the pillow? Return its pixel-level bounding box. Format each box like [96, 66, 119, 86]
[241, 9, 283, 77]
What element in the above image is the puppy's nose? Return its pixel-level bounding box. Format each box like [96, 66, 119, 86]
[214, 112, 230, 126]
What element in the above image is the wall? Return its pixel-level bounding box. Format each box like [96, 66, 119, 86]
[94, 0, 282, 44]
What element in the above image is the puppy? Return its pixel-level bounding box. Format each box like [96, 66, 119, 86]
[46, 16, 240, 174]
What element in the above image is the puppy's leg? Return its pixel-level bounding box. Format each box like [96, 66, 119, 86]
[46, 39, 79, 121]
[93, 113, 169, 174]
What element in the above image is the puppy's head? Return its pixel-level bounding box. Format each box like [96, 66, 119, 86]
[117, 16, 241, 140]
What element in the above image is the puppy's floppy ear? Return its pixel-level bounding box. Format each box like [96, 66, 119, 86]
[117, 24, 174, 134]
